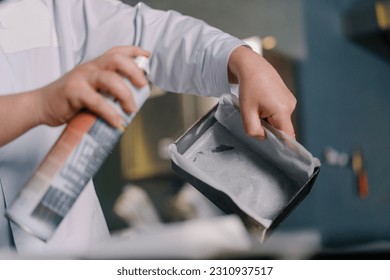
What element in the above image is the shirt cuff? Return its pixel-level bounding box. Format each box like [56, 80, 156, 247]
[198, 36, 247, 97]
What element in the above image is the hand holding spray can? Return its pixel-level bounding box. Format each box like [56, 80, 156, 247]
[6, 57, 151, 241]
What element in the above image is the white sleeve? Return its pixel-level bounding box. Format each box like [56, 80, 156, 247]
[74, 0, 245, 97]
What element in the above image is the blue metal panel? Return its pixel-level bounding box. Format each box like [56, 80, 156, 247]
[293, 0, 390, 247]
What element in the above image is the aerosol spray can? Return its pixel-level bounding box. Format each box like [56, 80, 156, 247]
[6, 57, 151, 241]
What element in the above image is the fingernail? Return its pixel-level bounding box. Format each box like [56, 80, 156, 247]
[116, 118, 126, 132]
[113, 115, 124, 129]
[135, 79, 148, 88]
[117, 124, 126, 133]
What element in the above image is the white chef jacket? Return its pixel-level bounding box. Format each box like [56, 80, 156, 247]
[0, 0, 244, 254]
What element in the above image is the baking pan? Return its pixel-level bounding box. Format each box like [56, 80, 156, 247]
[169, 94, 320, 242]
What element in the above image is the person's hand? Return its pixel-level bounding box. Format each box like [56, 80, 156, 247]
[228, 46, 297, 140]
[35, 46, 150, 128]
[0, 46, 150, 147]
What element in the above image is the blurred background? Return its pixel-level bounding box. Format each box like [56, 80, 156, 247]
[93, 0, 390, 259]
